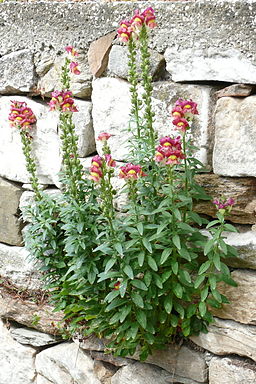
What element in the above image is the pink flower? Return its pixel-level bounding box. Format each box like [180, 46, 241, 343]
[89, 166, 103, 183]
[117, 26, 132, 43]
[49, 90, 78, 112]
[97, 132, 112, 142]
[155, 136, 185, 166]
[172, 117, 189, 132]
[119, 163, 147, 180]
[65, 46, 79, 57]
[175, 99, 198, 115]
[171, 106, 184, 119]
[131, 10, 145, 28]
[9, 101, 36, 130]
[70, 61, 80, 75]
[105, 154, 116, 168]
[213, 197, 235, 212]
[91, 155, 103, 168]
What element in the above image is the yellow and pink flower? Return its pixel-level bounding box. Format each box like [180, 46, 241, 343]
[49, 90, 78, 112]
[70, 61, 81, 75]
[119, 163, 147, 180]
[65, 46, 79, 57]
[9, 101, 36, 130]
[155, 136, 185, 166]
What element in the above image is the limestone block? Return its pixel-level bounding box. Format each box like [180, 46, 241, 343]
[0, 286, 63, 334]
[10, 326, 60, 347]
[211, 270, 256, 325]
[37, 54, 92, 98]
[0, 49, 36, 94]
[37, 375, 53, 384]
[108, 45, 165, 81]
[224, 229, 256, 270]
[35, 342, 101, 384]
[0, 319, 36, 384]
[215, 84, 254, 98]
[194, 174, 256, 224]
[88, 31, 116, 77]
[111, 362, 169, 384]
[92, 78, 216, 166]
[73, 334, 105, 352]
[190, 318, 256, 362]
[94, 360, 116, 384]
[213, 96, 256, 177]
[209, 357, 256, 384]
[0, 96, 94, 186]
[0, 243, 43, 290]
[0, 177, 24, 246]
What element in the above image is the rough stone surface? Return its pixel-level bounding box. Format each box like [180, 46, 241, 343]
[35, 342, 101, 384]
[0, 49, 36, 94]
[0, 318, 37, 384]
[0, 96, 94, 185]
[224, 229, 256, 269]
[213, 96, 256, 177]
[93, 360, 117, 384]
[38, 54, 92, 98]
[73, 334, 105, 352]
[10, 326, 60, 347]
[194, 174, 256, 224]
[0, 177, 24, 246]
[0, 243, 42, 290]
[36, 375, 53, 384]
[92, 78, 217, 165]
[215, 84, 254, 98]
[191, 317, 256, 362]
[211, 270, 256, 325]
[111, 362, 169, 384]
[209, 357, 256, 384]
[108, 45, 165, 80]
[0, 286, 63, 334]
[88, 31, 116, 77]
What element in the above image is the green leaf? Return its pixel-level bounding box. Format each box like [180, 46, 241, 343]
[204, 239, 215, 256]
[212, 289, 222, 302]
[223, 223, 238, 232]
[153, 273, 163, 289]
[221, 275, 238, 287]
[170, 314, 178, 327]
[123, 265, 134, 279]
[142, 238, 152, 253]
[162, 270, 172, 283]
[160, 248, 172, 265]
[171, 260, 179, 275]
[173, 208, 182, 221]
[199, 301, 207, 317]
[137, 222, 144, 236]
[188, 211, 202, 225]
[213, 254, 221, 271]
[173, 235, 181, 250]
[219, 239, 227, 255]
[159, 311, 167, 324]
[186, 304, 197, 318]
[144, 271, 152, 287]
[173, 301, 185, 318]
[104, 290, 119, 303]
[114, 243, 124, 256]
[178, 222, 195, 232]
[119, 305, 131, 323]
[173, 283, 183, 299]
[157, 223, 168, 235]
[131, 280, 148, 291]
[136, 310, 147, 329]
[131, 292, 144, 308]
[138, 251, 145, 267]
[209, 275, 217, 290]
[105, 298, 125, 312]
[119, 280, 128, 298]
[109, 312, 121, 324]
[164, 296, 173, 314]
[126, 324, 138, 340]
[178, 248, 191, 261]
[194, 275, 205, 289]
[148, 256, 158, 271]
[200, 286, 209, 302]
[179, 270, 192, 284]
[105, 258, 116, 273]
[206, 220, 220, 229]
[198, 261, 211, 275]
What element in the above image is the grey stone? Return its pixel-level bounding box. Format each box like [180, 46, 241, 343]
[211, 270, 256, 325]
[35, 342, 101, 384]
[0, 318, 36, 384]
[108, 45, 165, 80]
[209, 357, 256, 384]
[191, 317, 256, 362]
[0, 177, 24, 246]
[216, 84, 254, 98]
[0, 49, 35, 93]
[37, 375, 53, 384]
[224, 229, 256, 269]
[0, 243, 42, 290]
[10, 326, 59, 347]
[73, 334, 105, 351]
[94, 360, 117, 384]
[213, 96, 256, 177]
[92, 78, 217, 166]
[88, 31, 116, 77]
[111, 362, 169, 384]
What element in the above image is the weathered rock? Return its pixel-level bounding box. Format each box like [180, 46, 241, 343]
[108, 45, 165, 81]
[38, 54, 92, 98]
[0, 96, 94, 185]
[92, 78, 217, 166]
[0, 49, 36, 94]
[111, 362, 169, 384]
[190, 317, 256, 362]
[0, 318, 37, 384]
[211, 270, 256, 325]
[93, 360, 117, 384]
[0, 177, 24, 246]
[213, 96, 256, 177]
[90, 351, 129, 368]
[73, 334, 105, 352]
[0, 243, 42, 290]
[224, 229, 256, 270]
[35, 342, 101, 384]
[10, 326, 60, 347]
[216, 84, 254, 98]
[209, 357, 256, 384]
[194, 174, 256, 224]
[88, 31, 116, 77]
[37, 375, 53, 384]
[0, 286, 63, 334]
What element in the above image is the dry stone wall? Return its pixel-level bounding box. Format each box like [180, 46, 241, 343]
[0, 0, 256, 383]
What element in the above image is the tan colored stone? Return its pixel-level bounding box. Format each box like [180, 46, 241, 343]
[0, 286, 63, 334]
[209, 357, 256, 384]
[0, 177, 24, 246]
[211, 270, 256, 325]
[215, 84, 254, 98]
[191, 317, 256, 362]
[194, 174, 256, 224]
[88, 32, 116, 77]
[93, 360, 116, 384]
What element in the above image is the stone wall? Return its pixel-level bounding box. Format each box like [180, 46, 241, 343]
[0, 1, 256, 383]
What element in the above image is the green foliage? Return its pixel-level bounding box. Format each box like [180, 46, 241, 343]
[20, 10, 238, 362]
